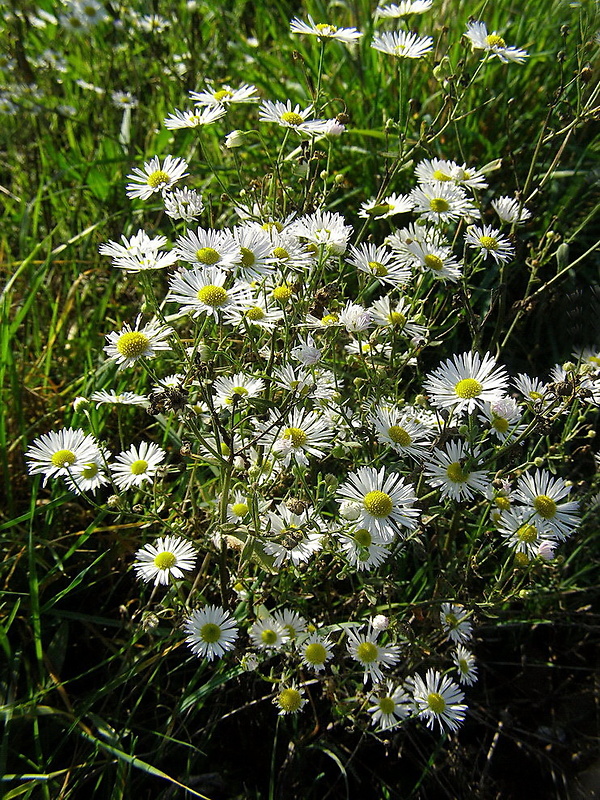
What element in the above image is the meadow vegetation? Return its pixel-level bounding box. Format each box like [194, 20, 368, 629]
[1, 0, 599, 798]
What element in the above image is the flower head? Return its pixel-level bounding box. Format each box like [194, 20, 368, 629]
[368, 682, 412, 730]
[104, 317, 172, 369]
[126, 155, 189, 200]
[290, 15, 362, 43]
[465, 224, 514, 264]
[249, 616, 290, 651]
[453, 646, 478, 686]
[25, 427, 103, 487]
[184, 605, 239, 660]
[440, 603, 473, 644]
[346, 625, 401, 683]
[465, 21, 529, 63]
[275, 685, 307, 715]
[134, 536, 196, 585]
[514, 469, 580, 540]
[423, 351, 508, 416]
[408, 669, 467, 733]
[110, 441, 166, 490]
[371, 30, 434, 59]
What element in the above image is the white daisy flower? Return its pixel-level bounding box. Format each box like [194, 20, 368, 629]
[453, 646, 478, 686]
[408, 669, 467, 733]
[274, 685, 307, 715]
[257, 408, 334, 466]
[231, 225, 275, 279]
[424, 441, 489, 502]
[440, 603, 473, 644]
[371, 30, 434, 59]
[336, 525, 391, 570]
[184, 604, 239, 660]
[368, 682, 412, 730]
[465, 21, 529, 63]
[110, 441, 166, 490]
[491, 195, 532, 225]
[345, 338, 392, 360]
[298, 633, 335, 672]
[369, 404, 433, 460]
[465, 224, 514, 264]
[386, 222, 446, 254]
[103, 317, 173, 369]
[375, 1, 433, 19]
[263, 504, 325, 568]
[163, 105, 226, 129]
[370, 295, 428, 341]
[338, 301, 373, 332]
[358, 193, 414, 219]
[167, 266, 252, 320]
[514, 469, 580, 540]
[212, 372, 265, 410]
[291, 334, 322, 366]
[512, 372, 549, 404]
[222, 293, 284, 330]
[272, 608, 308, 640]
[249, 616, 290, 650]
[346, 625, 401, 683]
[25, 427, 102, 486]
[125, 155, 189, 200]
[347, 243, 411, 288]
[401, 240, 463, 283]
[478, 396, 525, 440]
[415, 158, 488, 191]
[423, 351, 509, 416]
[162, 187, 205, 222]
[337, 466, 419, 542]
[133, 535, 196, 585]
[497, 507, 559, 559]
[91, 390, 150, 408]
[290, 209, 353, 255]
[259, 99, 330, 136]
[190, 81, 259, 107]
[410, 182, 478, 223]
[267, 234, 315, 273]
[98, 230, 170, 266]
[174, 226, 240, 269]
[290, 15, 362, 43]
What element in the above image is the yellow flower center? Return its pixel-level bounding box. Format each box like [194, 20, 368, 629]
[232, 501, 249, 516]
[81, 462, 99, 479]
[353, 528, 372, 547]
[197, 284, 228, 307]
[492, 416, 509, 433]
[200, 622, 222, 642]
[305, 642, 327, 664]
[494, 496, 511, 511]
[533, 494, 557, 519]
[321, 313, 339, 325]
[429, 198, 450, 213]
[116, 331, 150, 359]
[458, 659, 469, 674]
[262, 221, 284, 233]
[356, 641, 378, 663]
[245, 306, 265, 321]
[486, 34, 506, 48]
[272, 284, 292, 302]
[379, 696, 396, 715]
[517, 524, 537, 544]
[388, 425, 412, 446]
[213, 89, 233, 101]
[515, 551, 530, 567]
[195, 247, 221, 265]
[281, 111, 305, 126]
[367, 203, 392, 217]
[147, 169, 171, 188]
[261, 628, 278, 645]
[445, 613, 459, 628]
[51, 449, 77, 467]
[363, 490, 393, 518]
[446, 462, 469, 483]
[316, 23, 337, 34]
[368, 260, 388, 277]
[479, 235, 499, 251]
[424, 253, 444, 271]
[427, 692, 446, 714]
[240, 247, 255, 267]
[432, 169, 452, 181]
[278, 688, 302, 712]
[130, 459, 148, 475]
[272, 246, 290, 260]
[283, 427, 307, 448]
[389, 311, 406, 326]
[153, 551, 176, 570]
[455, 377, 483, 399]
